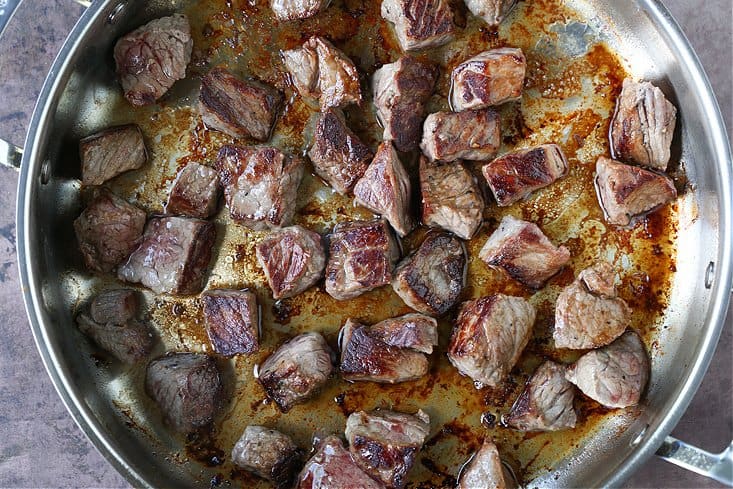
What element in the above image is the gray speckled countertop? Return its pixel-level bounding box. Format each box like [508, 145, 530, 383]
[0, 1, 730, 487]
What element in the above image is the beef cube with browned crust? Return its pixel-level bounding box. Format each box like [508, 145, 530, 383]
[595, 156, 677, 226]
[79, 124, 147, 186]
[200, 68, 283, 141]
[373, 56, 438, 152]
[447, 294, 535, 388]
[392, 231, 466, 316]
[118, 216, 216, 295]
[232, 426, 302, 489]
[420, 157, 484, 240]
[216, 145, 304, 230]
[368, 313, 438, 354]
[339, 319, 429, 383]
[325, 219, 401, 300]
[308, 109, 373, 195]
[482, 144, 568, 206]
[165, 162, 220, 219]
[464, 0, 517, 27]
[381, 0, 455, 51]
[74, 189, 146, 273]
[114, 14, 192, 106]
[479, 215, 570, 288]
[271, 0, 329, 20]
[457, 440, 516, 489]
[282, 37, 362, 109]
[256, 225, 326, 300]
[345, 409, 430, 489]
[258, 332, 334, 412]
[354, 142, 415, 237]
[296, 436, 384, 489]
[451, 48, 526, 110]
[420, 109, 500, 162]
[145, 352, 223, 433]
[202, 289, 259, 356]
[504, 361, 577, 432]
[610, 78, 677, 171]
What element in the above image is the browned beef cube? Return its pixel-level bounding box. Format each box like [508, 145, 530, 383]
[258, 332, 334, 412]
[381, 0, 455, 51]
[325, 219, 401, 300]
[256, 225, 326, 300]
[282, 37, 362, 109]
[457, 440, 515, 489]
[504, 361, 577, 432]
[354, 142, 415, 237]
[594, 156, 677, 226]
[270, 0, 328, 20]
[296, 436, 384, 489]
[79, 124, 147, 186]
[74, 189, 147, 273]
[373, 56, 438, 152]
[308, 109, 373, 195]
[610, 78, 677, 171]
[392, 231, 466, 316]
[114, 14, 192, 106]
[345, 409, 430, 489]
[368, 313, 438, 354]
[464, 0, 517, 27]
[554, 262, 631, 349]
[479, 215, 570, 288]
[339, 319, 429, 383]
[145, 352, 223, 433]
[216, 145, 304, 230]
[420, 157, 484, 240]
[482, 144, 568, 206]
[420, 109, 501, 162]
[117, 216, 216, 295]
[451, 48, 526, 110]
[202, 289, 259, 356]
[231, 426, 302, 489]
[165, 162, 220, 219]
[76, 289, 154, 364]
[447, 294, 535, 388]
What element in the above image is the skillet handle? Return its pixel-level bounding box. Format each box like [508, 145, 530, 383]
[656, 436, 733, 486]
[0, 139, 22, 170]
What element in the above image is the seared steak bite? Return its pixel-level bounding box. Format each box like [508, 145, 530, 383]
[503, 361, 577, 432]
[392, 231, 466, 316]
[464, 0, 518, 27]
[325, 219, 401, 300]
[594, 156, 677, 226]
[76, 289, 153, 364]
[610, 78, 677, 171]
[457, 440, 515, 489]
[258, 332, 334, 412]
[118, 216, 216, 295]
[202, 289, 259, 356]
[165, 162, 220, 219]
[271, 0, 329, 20]
[145, 352, 223, 433]
[308, 108, 373, 195]
[381, 0, 455, 51]
[296, 436, 384, 489]
[114, 14, 192, 106]
[482, 144, 569, 206]
[231, 426, 302, 488]
[447, 294, 535, 388]
[74, 189, 146, 273]
[420, 157, 484, 240]
[368, 313, 438, 354]
[200, 67, 283, 141]
[216, 145, 304, 230]
[451, 48, 526, 110]
[282, 37, 362, 109]
[345, 409, 430, 489]
[554, 262, 631, 349]
[256, 226, 326, 300]
[79, 124, 147, 186]
[354, 142, 415, 237]
[420, 109, 501, 162]
[565, 330, 649, 408]
[479, 215, 570, 288]
[339, 319, 429, 383]
[373, 56, 438, 152]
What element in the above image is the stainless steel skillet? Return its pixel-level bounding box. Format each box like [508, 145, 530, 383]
[0, 0, 731, 487]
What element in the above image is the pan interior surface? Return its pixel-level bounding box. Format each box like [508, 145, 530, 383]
[18, 0, 729, 487]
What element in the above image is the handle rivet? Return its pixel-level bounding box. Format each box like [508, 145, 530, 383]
[107, 2, 126, 24]
[704, 261, 715, 289]
[630, 424, 649, 447]
[39, 159, 50, 185]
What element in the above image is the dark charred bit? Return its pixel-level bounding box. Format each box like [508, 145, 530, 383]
[209, 473, 222, 487]
[420, 458, 457, 487]
[272, 300, 298, 324]
[186, 428, 227, 468]
[481, 411, 497, 429]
